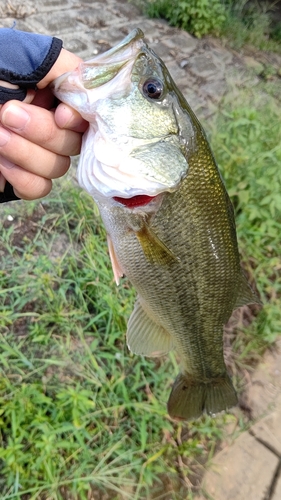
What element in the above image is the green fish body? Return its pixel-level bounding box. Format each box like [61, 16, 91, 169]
[52, 29, 259, 420]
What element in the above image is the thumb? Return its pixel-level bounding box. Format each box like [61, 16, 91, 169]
[37, 48, 82, 89]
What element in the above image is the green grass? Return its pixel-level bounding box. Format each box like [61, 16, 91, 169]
[210, 84, 281, 367]
[135, 0, 281, 51]
[221, 0, 281, 52]
[0, 179, 229, 499]
[139, 0, 226, 38]
[0, 76, 281, 500]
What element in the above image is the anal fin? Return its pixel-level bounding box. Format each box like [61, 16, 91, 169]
[127, 297, 173, 357]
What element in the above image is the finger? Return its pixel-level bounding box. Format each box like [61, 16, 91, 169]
[0, 101, 82, 156]
[55, 103, 88, 132]
[0, 125, 71, 179]
[23, 89, 37, 104]
[0, 156, 52, 200]
[37, 49, 82, 89]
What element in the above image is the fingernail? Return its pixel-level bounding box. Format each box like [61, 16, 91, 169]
[55, 105, 74, 128]
[2, 104, 30, 130]
[0, 155, 15, 169]
[0, 127, 11, 146]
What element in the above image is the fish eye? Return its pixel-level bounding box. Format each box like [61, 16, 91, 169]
[142, 78, 164, 100]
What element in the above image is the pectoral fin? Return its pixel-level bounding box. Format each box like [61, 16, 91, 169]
[107, 235, 124, 285]
[127, 296, 173, 357]
[136, 222, 179, 266]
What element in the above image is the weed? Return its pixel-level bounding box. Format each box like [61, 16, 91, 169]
[139, 0, 226, 38]
[210, 87, 281, 362]
[221, 0, 281, 52]
[0, 181, 222, 499]
[135, 0, 281, 51]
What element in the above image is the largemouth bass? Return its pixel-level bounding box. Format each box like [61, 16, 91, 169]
[52, 29, 259, 421]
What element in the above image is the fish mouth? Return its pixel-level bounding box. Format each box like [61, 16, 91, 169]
[88, 28, 144, 64]
[52, 29, 145, 97]
[81, 29, 145, 90]
[90, 28, 144, 62]
[52, 29, 188, 203]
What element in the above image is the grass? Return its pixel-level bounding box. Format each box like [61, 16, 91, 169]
[220, 0, 281, 53]
[210, 82, 281, 376]
[137, 0, 226, 38]
[0, 179, 230, 499]
[1, 53, 281, 500]
[135, 0, 281, 51]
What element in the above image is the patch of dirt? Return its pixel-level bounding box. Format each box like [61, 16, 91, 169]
[1, 203, 51, 252]
[240, 339, 281, 420]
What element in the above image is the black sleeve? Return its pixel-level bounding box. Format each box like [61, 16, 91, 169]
[0, 180, 20, 203]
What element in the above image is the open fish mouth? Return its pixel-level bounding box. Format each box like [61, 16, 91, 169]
[80, 29, 145, 90]
[52, 29, 146, 115]
[52, 28, 189, 201]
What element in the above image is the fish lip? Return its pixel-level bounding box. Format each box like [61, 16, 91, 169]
[91, 28, 144, 62]
[52, 29, 146, 95]
[80, 30, 145, 88]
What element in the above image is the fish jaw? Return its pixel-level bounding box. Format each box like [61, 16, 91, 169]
[52, 29, 191, 202]
[52, 29, 145, 119]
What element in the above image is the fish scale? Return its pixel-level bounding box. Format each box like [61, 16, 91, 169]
[52, 28, 260, 420]
[97, 146, 240, 388]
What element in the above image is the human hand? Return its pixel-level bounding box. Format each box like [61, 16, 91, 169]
[0, 48, 88, 200]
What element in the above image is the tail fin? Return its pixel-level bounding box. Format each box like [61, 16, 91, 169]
[167, 372, 237, 421]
